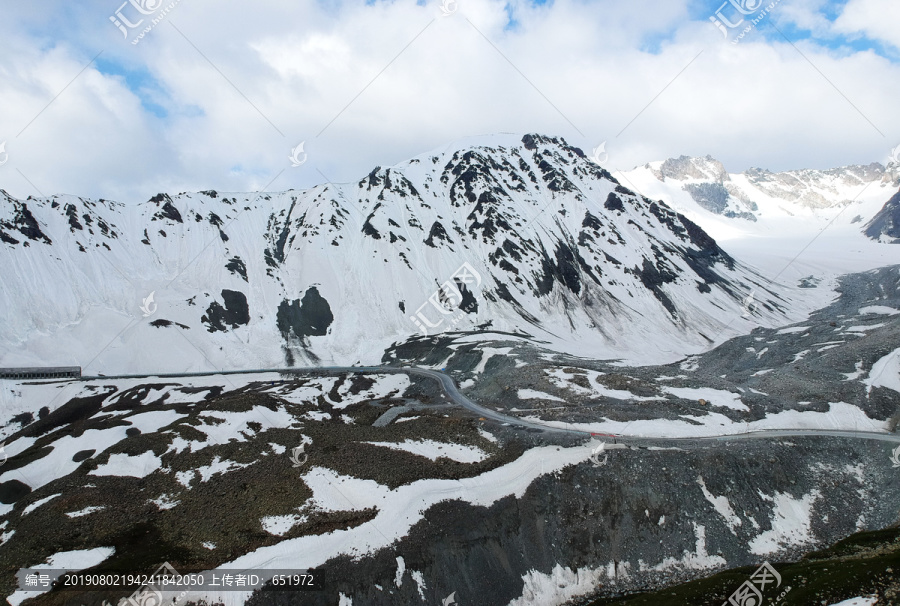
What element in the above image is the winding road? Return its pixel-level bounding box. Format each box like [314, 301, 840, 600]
[79, 365, 900, 447]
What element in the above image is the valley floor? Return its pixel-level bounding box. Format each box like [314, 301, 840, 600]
[0, 265, 898, 606]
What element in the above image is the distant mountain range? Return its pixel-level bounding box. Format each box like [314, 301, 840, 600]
[621, 153, 900, 239]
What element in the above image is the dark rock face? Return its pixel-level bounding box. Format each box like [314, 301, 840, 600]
[150, 193, 183, 223]
[424, 221, 453, 248]
[0, 198, 52, 245]
[604, 192, 625, 212]
[149, 319, 190, 329]
[865, 189, 900, 242]
[636, 256, 678, 315]
[0, 480, 30, 504]
[72, 449, 95, 462]
[363, 204, 383, 240]
[201, 289, 250, 332]
[277, 286, 334, 341]
[226, 256, 248, 281]
[684, 182, 729, 214]
[658, 155, 728, 182]
[64, 203, 84, 232]
[682, 182, 757, 221]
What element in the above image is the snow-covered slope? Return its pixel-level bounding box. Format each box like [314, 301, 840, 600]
[618, 154, 899, 299]
[865, 189, 900, 243]
[0, 134, 790, 373]
[621, 154, 895, 231]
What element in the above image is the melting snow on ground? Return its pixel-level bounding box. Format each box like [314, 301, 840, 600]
[858, 306, 899, 316]
[166, 406, 294, 454]
[0, 409, 181, 491]
[641, 523, 725, 572]
[472, 348, 514, 375]
[363, 439, 488, 463]
[260, 514, 307, 537]
[149, 494, 180, 510]
[525, 401, 886, 438]
[169, 444, 595, 606]
[663, 387, 748, 411]
[829, 597, 878, 606]
[90, 451, 162, 478]
[749, 489, 821, 555]
[545, 368, 661, 401]
[271, 374, 409, 409]
[507, 562, 629, 606]
[478, 428, 498, 443]
[845, 322, 886, 332]
[864, 347, 900, 394]
[776, 326, 809, 335]
[176, 456, 252, 488]
[697, 477, 742, 532]
[517, 389, 565, 402]
[21, 494, 61, 516]
[65, 506, 106, 518]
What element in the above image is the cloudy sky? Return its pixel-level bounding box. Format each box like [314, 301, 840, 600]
[0, 0, 898, 203]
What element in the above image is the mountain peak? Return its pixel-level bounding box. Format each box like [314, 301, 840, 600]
[653, 155, 729, 183]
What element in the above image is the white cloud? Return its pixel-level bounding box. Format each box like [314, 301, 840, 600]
[834, 0, 900, 49]
[0, 0, 897, 203]
[775, 0, 836, 36]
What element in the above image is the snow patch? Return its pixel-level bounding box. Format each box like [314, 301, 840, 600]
[363, 439, 488, 463]
[844, 361, 865, 381]
[524, 401, 885, 438]
[149, 493, 180, 510]
[22, 493, 61, 516]
[517, 389, 565, 402]
[697, 477, 742, 532]
[394, 416, 420, 423]
[749, 489, 821, 555]
[176, 456, 252, 487]
[642, 523, 725, 572]
[478, 428, 498, 443]
[410, 570, 427, 600]
[394, 556, 405, 588]
[507, 563, 621, 606]
[776, 326, 809, 335]
[261, 514, 307, 537]
[846, 322, 886, 332]
[858, 306, 899, 316]
[828, 597, 878, 606]
[65, 506, 105, 518]
[864, 347, 900, 394]
[90, 451, 162, 478]
[663, 387, 748, 411]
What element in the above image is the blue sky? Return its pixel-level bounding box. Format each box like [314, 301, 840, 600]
[0, 0, 898, 202]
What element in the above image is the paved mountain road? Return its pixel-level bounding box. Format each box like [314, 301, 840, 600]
[80, 366, 900, 446]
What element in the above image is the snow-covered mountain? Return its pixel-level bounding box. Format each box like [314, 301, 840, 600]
[622, 154, 895, 227]
[863, 158, 900, 243]
[0, 134, 786, 373]
[865, 189, 900, 243]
